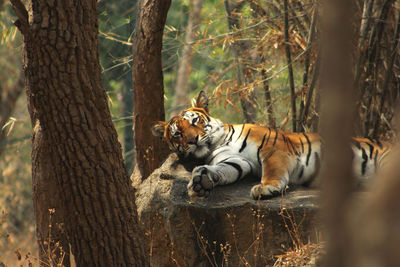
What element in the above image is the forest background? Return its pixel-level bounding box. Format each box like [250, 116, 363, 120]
[0, 0, 399, 265]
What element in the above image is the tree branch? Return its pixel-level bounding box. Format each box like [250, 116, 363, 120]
[10, 0, 29, 35]
[283, 0, 297, 132]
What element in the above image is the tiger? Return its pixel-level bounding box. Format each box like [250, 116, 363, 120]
[152, 91, 391, 199]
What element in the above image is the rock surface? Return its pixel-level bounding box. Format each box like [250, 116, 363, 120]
[134, 154, 320, 266]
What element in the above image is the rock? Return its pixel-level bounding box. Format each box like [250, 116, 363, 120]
[134, 154, 320, 267]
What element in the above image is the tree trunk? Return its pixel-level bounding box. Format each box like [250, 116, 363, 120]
[173, 0, 204, 114]
[11, 0, 147, 266]
[32, 123, 70, 267]
[319, 0, 357, 266]
[132, 0, 171, 181]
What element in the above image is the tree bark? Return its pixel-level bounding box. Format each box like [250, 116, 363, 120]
[173, 0, 204, 114]
[32, 123, 70, 267]
[132, 0, 171, 181]
[11, 0, 147, 266]
[319, 0, 357, 266]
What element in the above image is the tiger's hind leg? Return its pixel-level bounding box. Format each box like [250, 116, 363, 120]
[250, 151, 292, 199]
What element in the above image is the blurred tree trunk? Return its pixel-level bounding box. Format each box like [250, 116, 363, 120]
[132, 0, 171, 181]
[11, 0, 147, 266]
[173, 0, 204, 115]
[318, 0, 357, 266]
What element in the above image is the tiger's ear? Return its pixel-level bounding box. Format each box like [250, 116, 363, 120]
[195, 90, 209, 112]
[151, 121, 167, 138]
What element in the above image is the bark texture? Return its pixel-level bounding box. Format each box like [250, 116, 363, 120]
[32, 123, 70, 267]
[12, 0, 147, 266]
[132, 0, 171, 180]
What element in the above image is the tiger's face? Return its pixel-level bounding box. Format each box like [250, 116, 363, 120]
[152, 91, 225, 159]
[164, 108, 212, 158]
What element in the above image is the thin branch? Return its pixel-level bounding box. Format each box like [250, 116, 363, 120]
[372, 12, 400, 138]
[283, 0, 297, 132]
[301, 51, 320, 131]
[298, 7, 317, 131]
[353, 0, 375, 90]
[362, 0, 395, 136]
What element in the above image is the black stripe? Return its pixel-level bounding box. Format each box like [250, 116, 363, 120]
[228, 125, 235, 142]
[265, 128, 272, 145]
[237, 124, 245, 141]
[298, 166, 304, 179]
[223, 125, 232, 141]
[257, 134, 267, 165]
[208, 154, 219, 164]
[207, 148, 229, 164]
[361, 147, 368, 175]
[376, 139, 383, 149]
[272, 131, 279, 146]
[282, 134, 292, 154]
[299, 137, 304, 153]
[368, 137, 383, 149]
[366, 142, 374, 159]
[239, 129, 251, 153]
[303, 152, 321, 187]
[222, 161, 243, 180]
[287, 136, 297, 155]
[352, 139, 361, 149]
[303, 133, 312, 166]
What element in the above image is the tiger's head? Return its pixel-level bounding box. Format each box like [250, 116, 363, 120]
[152, 91, 225, 159]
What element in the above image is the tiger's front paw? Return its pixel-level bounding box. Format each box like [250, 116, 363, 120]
[250, 184, 282, 200]
[187, 166, 220, 198]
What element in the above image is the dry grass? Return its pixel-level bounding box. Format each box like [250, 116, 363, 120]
[0, 209, 70, 267]
[273, 241, 324, 267]
[188, 193, 324, 267]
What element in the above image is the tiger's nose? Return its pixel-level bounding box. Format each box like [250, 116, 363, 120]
[187, 135, 199, 145]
